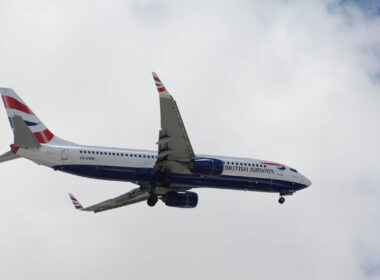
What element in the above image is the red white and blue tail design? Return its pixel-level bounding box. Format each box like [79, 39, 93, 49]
[69, 193, 83, 210]
[0, 88, 55, 144]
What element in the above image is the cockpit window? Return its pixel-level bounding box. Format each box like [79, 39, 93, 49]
[290, 168, 298, 173]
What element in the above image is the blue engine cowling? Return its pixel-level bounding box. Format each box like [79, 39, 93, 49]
[163, 191, 198, 208]
[190, 158, 224, 176]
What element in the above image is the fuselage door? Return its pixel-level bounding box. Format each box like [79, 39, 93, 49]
[61, 148, 68, 160]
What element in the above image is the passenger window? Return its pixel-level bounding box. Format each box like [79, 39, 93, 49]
[113, 153, 115, 156]
[244, 163, 247, 166]
[79, 151, 82, 154]
[116, 153, 119, 156]
[96, 152, 99, 155]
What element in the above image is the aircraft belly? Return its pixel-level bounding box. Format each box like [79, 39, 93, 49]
[53, 164, 306, 193]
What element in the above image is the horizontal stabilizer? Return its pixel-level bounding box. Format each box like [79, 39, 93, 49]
[13, 115, 41, 149]
[0, 150, 20, 163]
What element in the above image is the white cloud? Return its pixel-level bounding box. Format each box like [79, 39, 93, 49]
[0, 0, 379, 279]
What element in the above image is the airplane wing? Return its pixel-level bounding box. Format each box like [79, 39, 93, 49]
[152, 72, 195, 174]
[69, 187, 151, 213]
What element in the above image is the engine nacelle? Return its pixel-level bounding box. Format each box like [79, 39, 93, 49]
[162, 191, 198, 208]
[189, 158, 224, 176]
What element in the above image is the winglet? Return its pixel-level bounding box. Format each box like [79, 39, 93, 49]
[69, 193, 83, 210]
[152, 72, 168, 93]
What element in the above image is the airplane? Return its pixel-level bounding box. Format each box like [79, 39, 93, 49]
[0, 73, 311, 213]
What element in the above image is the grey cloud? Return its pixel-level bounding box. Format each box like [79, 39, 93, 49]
[355, 241, 380, 277]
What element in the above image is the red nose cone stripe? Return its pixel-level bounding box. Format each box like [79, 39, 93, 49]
[2, 96, 34, 115]
[33, 129, 54, 143]
[153, 76, 161, 82]
[158, 87, 166, 92]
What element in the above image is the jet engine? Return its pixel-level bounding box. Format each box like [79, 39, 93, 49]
[189, 158, 224, 176]
[162, 191, 198, 208]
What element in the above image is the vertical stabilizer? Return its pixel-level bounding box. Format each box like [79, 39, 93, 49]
[0, 88, 55, 144]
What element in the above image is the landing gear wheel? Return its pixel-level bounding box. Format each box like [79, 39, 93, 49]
[278, 196, 285, 204]
[147, 195, 158, 207]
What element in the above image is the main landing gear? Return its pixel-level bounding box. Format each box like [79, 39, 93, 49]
[147, 195, 158, 207]
[278, 196, 285, 204]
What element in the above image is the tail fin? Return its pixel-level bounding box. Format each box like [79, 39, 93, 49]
[0, 88, 55, 144]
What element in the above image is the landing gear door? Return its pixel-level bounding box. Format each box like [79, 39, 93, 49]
[61, 148, 68, 160]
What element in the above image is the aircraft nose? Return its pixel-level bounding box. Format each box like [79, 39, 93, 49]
[303, 176, 312, 187]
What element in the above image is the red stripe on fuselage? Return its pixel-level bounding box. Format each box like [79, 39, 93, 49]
[153, 77, 161, 82]
[158, 87, 166, 92]
[261, 162, 284, 167]
[1, 96, 34, 115]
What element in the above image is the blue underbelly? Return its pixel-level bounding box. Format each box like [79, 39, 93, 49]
[53, 164, 307, 193]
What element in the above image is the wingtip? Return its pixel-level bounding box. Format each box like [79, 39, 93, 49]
[152, 72, 168, 93]
[69, 193, 83, 210]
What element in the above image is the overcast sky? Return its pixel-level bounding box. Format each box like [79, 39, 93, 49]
[0, 0, 379, 279]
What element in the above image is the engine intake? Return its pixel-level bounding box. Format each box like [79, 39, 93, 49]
[162, 191, 198, 208]
[189, 158, 224, 176]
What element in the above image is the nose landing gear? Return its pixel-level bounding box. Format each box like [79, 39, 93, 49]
[278, 196, 285, 204]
